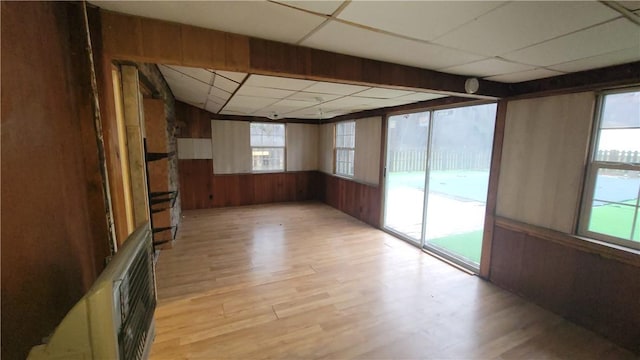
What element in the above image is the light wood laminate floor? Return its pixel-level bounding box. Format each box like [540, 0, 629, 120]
[149, 202, 635, 359]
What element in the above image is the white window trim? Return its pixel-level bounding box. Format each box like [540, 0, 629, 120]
[578, 87, 640, 251]
[250, 122, 286, 173]
[335, 120, 355, 178]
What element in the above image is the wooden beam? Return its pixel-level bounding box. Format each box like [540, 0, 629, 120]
[479, 99, 508, 279]
[121, 65, 150, 227]
[98, 9, 509, 98]
[509, 61, 640, 99]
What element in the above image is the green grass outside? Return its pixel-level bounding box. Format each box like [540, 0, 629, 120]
[589, 200, 640, 241]
[428, 201, 639, 267]
[429, 230, 483, 264]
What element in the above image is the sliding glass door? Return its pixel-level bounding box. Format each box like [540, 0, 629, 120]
[383, 111, 430, 244]
[383, 104, 496, 271]
[423, 105, 496, 269]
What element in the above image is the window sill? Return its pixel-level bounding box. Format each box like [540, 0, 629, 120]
[494, 216, 640, 267]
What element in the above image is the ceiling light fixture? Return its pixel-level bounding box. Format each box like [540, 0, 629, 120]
[465, 78, 479, 94]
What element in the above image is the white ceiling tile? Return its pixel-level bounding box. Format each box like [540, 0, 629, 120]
[302, 81, 369, 95]
[618, 1, 640, 10]
[433, 1, 619, 56]
[209, 87, 231, 101]
[206, 93, 227, 106]
[205, 102, 222, 114]
[394, 92, 447, 102]
[485, 68, 565, 83]
[441, 58, 535, 77]
[503, 19, 640, 67]
[167, 65, 213, 84]
[276, 1, 344, 15]
[287, 91, 342, 103]
[302, 21, 484, 69]
[269, 99, 316, 111]
[220, 109, 249, 116]
[372, 98, 418, 108]
[244, 74, 316, 91]
[91, 1, 325, 43]
[225, 95, 278, 110]
[352, 87, 414, 99]
[235, 85, 296, 98]
[214, 70, 246, 83]
[214, 75, 241, 93]
[547, 47, 640, 73]
[320, 96, 375, 110]
[339, 1, 505, 41]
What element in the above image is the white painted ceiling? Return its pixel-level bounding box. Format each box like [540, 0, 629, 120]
[93, 0, 640, 83]
[159, 64, 446, 119]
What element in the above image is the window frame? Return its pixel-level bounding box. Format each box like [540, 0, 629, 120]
[578, 87, 640, 250]
[250, 122, 286, 173]
[334, 120, 356, 178]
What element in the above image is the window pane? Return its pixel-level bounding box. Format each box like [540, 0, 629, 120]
[252, 147, 284, 171]
[595, 91, 640, 162]
[588, 168, 639, 241]
[592, 169, 640, 205]
[250, 123, 285, 147]
[600, 91, 640, 129]
[336, 149, 354, 176]
[595, 129, 640, 162]
[336, 121, 355, 149]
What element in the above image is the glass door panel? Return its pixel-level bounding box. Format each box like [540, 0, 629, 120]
[424, 104, 497, 269]
[383, 112, 430, 243]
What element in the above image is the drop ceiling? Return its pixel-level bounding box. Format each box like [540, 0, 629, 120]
[93, 0, 640, 83]
[159, 64, 446, 119]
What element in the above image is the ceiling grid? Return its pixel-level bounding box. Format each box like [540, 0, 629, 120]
[95, 0, 640, 118]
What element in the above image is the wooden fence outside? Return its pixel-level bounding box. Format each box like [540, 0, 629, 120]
[596, 150, 640, 164]
[387, 149, 492, 172]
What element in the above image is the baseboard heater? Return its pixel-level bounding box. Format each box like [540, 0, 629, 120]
[28, 223, 157, 360]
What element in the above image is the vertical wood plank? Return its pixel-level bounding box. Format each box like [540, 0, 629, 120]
[101, 11, 142, 58]
[225, 33, 250, 72]
[479, 99, 507, 278]
[140, 17, 182, 63]
[180, 25, 213, 68]
[121, 65, 149, 226]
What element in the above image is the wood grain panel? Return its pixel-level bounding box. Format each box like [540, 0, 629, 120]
[178, 159, 318, 210]
[141, 17, 181, 64]
[354, 116, 381, 185]
[211, 120, 251, 174]
[143, 98, 167, 152]
[178, 159, 214, 210]
[317, 172, 382, 228]
[101, 10, 142, 58]
[496, 92, 595, 233]
[1, 3, 110, 358]
[99, 10, 508, 98]
[491, 222, 640, 353]
[286, 123, 318, 171]
[175, 101, 212, 139]
[479, 99, 508, 278]
[225, 33, 250, 72]
[180, 25, 214, 68]
[148, 161, 169, 193]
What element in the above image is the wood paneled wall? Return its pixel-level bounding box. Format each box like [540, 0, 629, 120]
[179, 160, 318, 210]
[1, 3, 111, 359]
[176, 100, 212, 138]
[490, 219, 640, 353]
[496, 92, 595, 233]
[316, 172, 382, 228]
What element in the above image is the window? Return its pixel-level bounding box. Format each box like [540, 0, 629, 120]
[580, 89, 640, 249]
[335, 121, 355, 177]
[250, 123, 285, 172]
